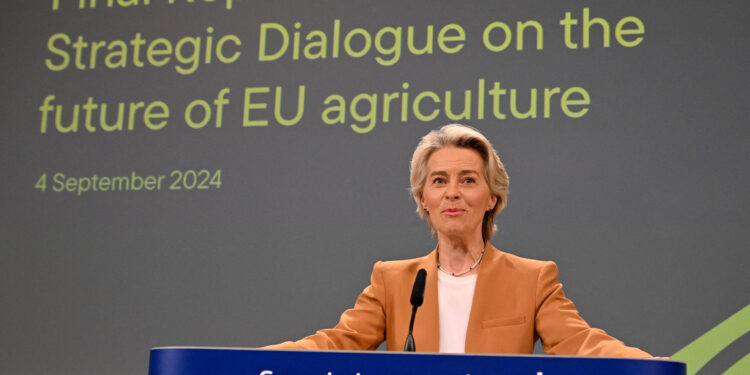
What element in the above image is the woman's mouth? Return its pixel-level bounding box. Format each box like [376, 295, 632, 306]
[442, 208, 466, 216]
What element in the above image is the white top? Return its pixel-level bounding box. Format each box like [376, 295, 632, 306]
[437, 271, 477, 353]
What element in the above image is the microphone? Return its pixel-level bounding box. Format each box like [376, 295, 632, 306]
[404, 268, 427, 352]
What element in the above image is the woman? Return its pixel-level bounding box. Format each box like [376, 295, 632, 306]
[267, 124, 651, 357]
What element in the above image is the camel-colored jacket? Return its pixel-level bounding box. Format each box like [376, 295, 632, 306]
[267, 243, 650, 357]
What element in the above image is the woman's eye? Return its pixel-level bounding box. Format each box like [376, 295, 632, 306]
[464, 177, 475, 183]
[433, 177, 445, 184]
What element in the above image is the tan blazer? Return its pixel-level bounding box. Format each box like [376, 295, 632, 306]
[267, 243, 651, 357]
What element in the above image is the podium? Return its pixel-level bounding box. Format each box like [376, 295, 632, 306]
[149, 347, 686, 375]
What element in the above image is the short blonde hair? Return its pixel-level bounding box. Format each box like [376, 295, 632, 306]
[409, 124, 509, 241]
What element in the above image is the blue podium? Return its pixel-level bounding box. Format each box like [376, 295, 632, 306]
[149, 347, 685, 375]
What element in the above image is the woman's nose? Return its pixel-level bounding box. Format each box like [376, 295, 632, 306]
[445, 182, 460, 199]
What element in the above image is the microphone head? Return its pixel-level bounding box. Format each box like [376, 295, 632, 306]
[410, 269, 427, 307]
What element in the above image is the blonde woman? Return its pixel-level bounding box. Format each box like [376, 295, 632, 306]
[267, 124, 650, 357]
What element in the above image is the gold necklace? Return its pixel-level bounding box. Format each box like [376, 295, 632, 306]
[437, 248, 485, 276]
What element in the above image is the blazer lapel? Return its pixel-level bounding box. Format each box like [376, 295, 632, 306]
[413, 249, 440, 352]
[465, 243, 504, 353]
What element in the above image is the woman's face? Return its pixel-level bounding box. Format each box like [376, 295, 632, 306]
[421, 147, 497, 240]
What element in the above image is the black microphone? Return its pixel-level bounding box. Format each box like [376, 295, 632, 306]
[404, 268, 427, 352]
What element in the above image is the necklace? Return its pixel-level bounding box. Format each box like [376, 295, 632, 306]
[437, 248, 485, 277]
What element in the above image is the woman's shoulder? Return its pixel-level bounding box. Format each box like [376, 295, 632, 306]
[375, 253, 432, 271]
[490, 246, 558, 274]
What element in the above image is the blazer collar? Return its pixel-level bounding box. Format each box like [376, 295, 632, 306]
[413, 242, 504, 352]
[414, 248, 439, 352]
[466, 243, 504, 352]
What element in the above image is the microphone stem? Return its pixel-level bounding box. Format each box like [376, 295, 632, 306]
[408, 306, 417, 332]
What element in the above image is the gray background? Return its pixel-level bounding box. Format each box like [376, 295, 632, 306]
[1, 1, 748, 374]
